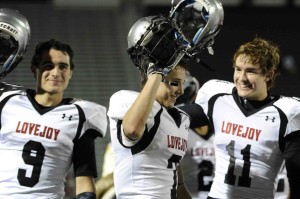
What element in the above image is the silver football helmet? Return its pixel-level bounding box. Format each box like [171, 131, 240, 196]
[170, 0, 224, 56]
[0, 8, 31, 78]
[127, 15, 189, 75]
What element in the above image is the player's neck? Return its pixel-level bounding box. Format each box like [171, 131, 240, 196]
[240, 95, 272, 111]
[34, 92, 63, 107]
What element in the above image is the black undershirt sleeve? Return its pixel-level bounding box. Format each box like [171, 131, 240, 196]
[283, 130, 300, 199]
[178, 103, 209, 128]
[72, 129, 98, 178]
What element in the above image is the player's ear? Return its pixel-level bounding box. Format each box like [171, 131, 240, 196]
[266, 70, 274, 82]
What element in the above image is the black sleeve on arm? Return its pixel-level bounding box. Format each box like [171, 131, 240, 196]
[73, 129, 98, 178]
[179, 103, 209, 128]
[283, 130, 300, 199]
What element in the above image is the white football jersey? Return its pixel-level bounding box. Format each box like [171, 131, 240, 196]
[195, 79, 300, 199]
[181, 131, 215, 199]
[108, 90, 190, 199]
[0, 88, 107, 199]
[182, 131, 288, 199]
[274, 166, 289, 199]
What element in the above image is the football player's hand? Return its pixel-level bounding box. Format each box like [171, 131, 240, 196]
[140, 56, 164, 76]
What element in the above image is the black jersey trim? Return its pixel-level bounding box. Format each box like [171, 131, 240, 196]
[26, 89, 74, 115]
[116, 119, 137, 149]
[0, 93, 20, 129]
[131, 108, 164, 155]
[207, 93, 229, 135]
[26, 90, 55, 114]
[73, 104, 86, 142]
[116, 119, 150, 148]
[273, 105, 289, 152]
[232, 88, 280, 117]
[167, 108, 182, 128]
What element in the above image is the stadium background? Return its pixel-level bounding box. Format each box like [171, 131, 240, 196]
[2, 0, 300, 197]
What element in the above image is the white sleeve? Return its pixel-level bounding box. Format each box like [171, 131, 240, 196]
[108, 90, 162, 147]
[289, 97, 300, 133]
[195, 79, 234, 114]
[107, 90, 139, 119]
[74, 99, 108, 138]
[275, 96, 300, 136]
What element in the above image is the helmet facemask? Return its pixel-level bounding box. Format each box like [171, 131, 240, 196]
[127, 15, 189, 74]
[0, 30, 19, 76]
[170, 0, 224, 57]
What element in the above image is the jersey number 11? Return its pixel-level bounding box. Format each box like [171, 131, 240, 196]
[224, 140, 251, 187]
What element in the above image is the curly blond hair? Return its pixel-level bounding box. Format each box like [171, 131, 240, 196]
[233, 37, 280, 89]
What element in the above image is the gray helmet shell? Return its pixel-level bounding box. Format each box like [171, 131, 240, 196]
[170, 0, 224, 56]
[127, 15, 187, 73]
[0, 8, 31, 77]
[127, 16, 153, 50]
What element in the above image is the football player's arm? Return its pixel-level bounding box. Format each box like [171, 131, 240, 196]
[74, 176, 96, 198]
[194, 125, 210, 137]
[95, 173, 114, 199]
[96, 143, 115, 199]
[179, 103, 210, 137]
[177, 164, 192, 199]
[72, 131, 99, 198]
[283, 130, 300, 199]
[123, 74, 162, 140]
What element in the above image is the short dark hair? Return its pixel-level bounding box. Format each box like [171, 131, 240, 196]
[31, 39, 75, 70]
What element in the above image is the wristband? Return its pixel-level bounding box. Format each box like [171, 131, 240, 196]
[73, 192, 96, 199]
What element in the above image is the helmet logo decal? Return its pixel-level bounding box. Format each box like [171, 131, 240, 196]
[0, 22, 19, 38]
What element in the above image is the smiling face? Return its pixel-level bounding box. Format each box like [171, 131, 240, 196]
[233, 54, 271, 101]
[33, 48, 73, 96]
[155, 65, 186, 109]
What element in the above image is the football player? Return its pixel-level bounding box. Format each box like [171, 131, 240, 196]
[177, 72, 290, 199]
[108, 0, 223, 197]
[176, 72, 215, 199]
[0, 39, 107, 199]
[180, 37, 300, 198]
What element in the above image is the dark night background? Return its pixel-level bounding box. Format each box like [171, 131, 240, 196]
[146, 6, 300, 97]
[1, 1, 299, 196]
